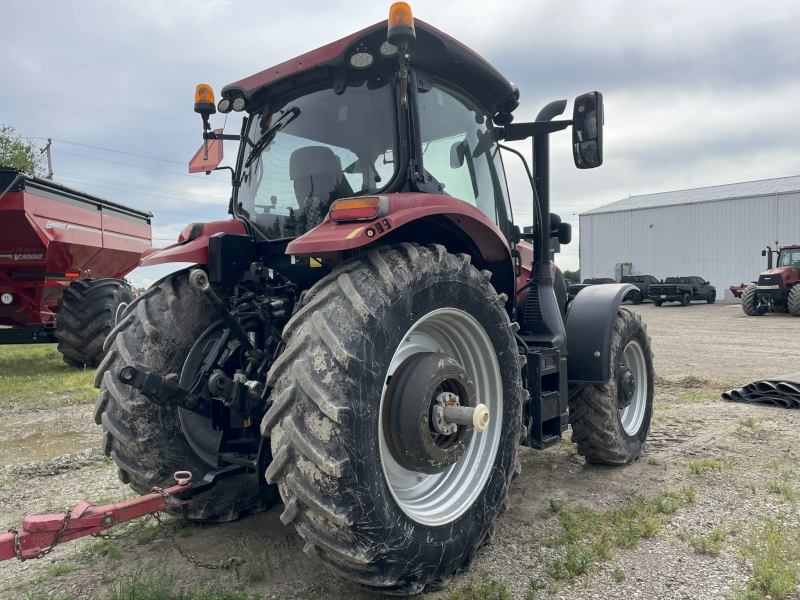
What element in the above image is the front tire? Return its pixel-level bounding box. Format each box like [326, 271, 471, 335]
[632, 291, 643, 305]
[741, 285, 764, 316]
[707, 292, 716, 304]
[94, 271, 278, 521]
[55, 279, 135, 367]
[569, 309, 654, 465]
[788, 286, 800, 317]
[262, 244, 523, 594]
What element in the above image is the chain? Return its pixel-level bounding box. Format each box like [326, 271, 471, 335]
[153, 513, 233, 571]
[91, 513, 155, 540]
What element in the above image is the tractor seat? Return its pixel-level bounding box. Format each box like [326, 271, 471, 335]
[289, 146, 354, 221]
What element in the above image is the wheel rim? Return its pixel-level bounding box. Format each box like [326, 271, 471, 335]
[378, 308, 503, 526]
[619, 340, 647, 435]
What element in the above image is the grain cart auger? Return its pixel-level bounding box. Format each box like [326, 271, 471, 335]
[89, 3, 656, 593]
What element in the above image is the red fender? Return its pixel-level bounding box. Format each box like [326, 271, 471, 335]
[139, 220, 247, 267]
[287, 193, 511, 263]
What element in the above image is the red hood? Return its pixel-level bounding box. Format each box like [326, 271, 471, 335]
[763, 265, 799, 283]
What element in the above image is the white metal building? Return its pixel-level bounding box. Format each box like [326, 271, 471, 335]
[579, 176, 800, 300]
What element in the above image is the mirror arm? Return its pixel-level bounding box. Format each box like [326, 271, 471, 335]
[500, 120, 572, 141]
[203, 132, 243, 142]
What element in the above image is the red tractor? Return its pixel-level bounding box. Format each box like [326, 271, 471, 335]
[88, 4, 654, 593]
[741, 244, 800, 316]
[0, 167, 151, 366]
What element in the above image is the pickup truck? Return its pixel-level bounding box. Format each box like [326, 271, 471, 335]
[567, 277, 616, 302]
[620, 274, 660, 304]
[650, 276, 716, 306]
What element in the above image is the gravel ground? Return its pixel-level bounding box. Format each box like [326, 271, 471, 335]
[0, 302, 799, 599]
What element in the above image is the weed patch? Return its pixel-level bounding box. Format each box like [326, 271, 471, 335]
[734, 519, 800, 600]
[689, 458, 734, 475]
[738, 417, 760, 430]
[612, 567, 626, 582]
[690, 530, 727, 555]
[766, 480, 800, 504]
[449, 571, 511, 600]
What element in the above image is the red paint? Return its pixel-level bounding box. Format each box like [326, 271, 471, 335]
[139, 220, 247, 267]
[287, 193, 511, 262]
[0, 480, 191, 562]
[762, 265, 799, 286]
[0, 187, 150, 328]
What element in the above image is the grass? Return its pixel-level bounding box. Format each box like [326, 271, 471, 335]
[612, 567, 626, 582]
[688, 457, 735, 475]
[678, 389, 722, 403]
[735, 519, 800, 600]
[0, 344, 95, 407]
[540, 488, 696, 582]
[766, 480, 800, 504]
[449, 571, 511, 600]
[738, 417, 761, 430]
[49, 563, 78, 576]
[234, 536, 280, 583]
[689, 529, 727, 555]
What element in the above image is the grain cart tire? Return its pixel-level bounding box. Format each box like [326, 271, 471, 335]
[740, 285, 763, 316]
[569, 309, 654, 465]
[94, 270, 278, 522]
[788, 285, 800, 317]
[262, 244, 523, 595]
[632, 291, 643, 305]
[707, 292, 716, 304]
[680, 293, 691, 306]
[55, 279, 136, 368]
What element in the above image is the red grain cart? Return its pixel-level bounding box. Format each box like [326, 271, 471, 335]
[0, 167, 152, 366]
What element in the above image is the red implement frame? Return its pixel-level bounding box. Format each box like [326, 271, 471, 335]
[0, 471, 193, 562]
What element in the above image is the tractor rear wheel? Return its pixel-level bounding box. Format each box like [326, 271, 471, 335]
[94, 270, 277, 521]
[262, 244, 523, 594]
[569, 309, 654, 465]
[788, 285, 800, 317]
[55, 279, 135, 368]
[741, 285, 764, 316]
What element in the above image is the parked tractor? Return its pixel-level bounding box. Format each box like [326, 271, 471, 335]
[741, 244, 800, 316]
[0, 167, 151, 366]
[91, 4, 654, 593]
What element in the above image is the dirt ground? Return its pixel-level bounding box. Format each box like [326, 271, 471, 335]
[1, 303, 799, 599]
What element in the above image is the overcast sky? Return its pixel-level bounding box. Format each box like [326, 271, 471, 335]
[2, 0, 798, 284]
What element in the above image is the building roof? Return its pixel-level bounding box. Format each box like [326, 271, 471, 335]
[583, 174, 800, 216]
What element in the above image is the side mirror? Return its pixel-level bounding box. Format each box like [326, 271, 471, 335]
[572, 91, 603, 169]
[189, 129, 224, 173]
[761, 249, 767, 256]
[558, 222, 572, 245]
[512, 225, 521, 244]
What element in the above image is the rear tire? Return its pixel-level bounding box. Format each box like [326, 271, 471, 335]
[632, 291, 643, 305]
[55, 279, 135, 368]
[94, 270, 278, 521]
[707, 292, 716, 304]
[654, 300, 663, 307]
[680, 293, 691, 306]
[569, 309, 654, 465]
[788, 286, 800, 317]
[262, 244, 523, 594]
[741, 285, 762, 316]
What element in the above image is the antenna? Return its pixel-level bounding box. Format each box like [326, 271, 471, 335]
[40, 138, 54, 180]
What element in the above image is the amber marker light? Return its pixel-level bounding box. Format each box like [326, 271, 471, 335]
[330, 197, 382, 222]
[194, 84, 216, 116]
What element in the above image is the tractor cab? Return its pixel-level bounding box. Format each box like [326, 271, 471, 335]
[192, 14, 521, 247]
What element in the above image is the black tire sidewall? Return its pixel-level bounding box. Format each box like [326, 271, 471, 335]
[351, 274, 521, 557]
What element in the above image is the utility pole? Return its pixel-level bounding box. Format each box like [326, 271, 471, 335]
[40, 138, 53, 179]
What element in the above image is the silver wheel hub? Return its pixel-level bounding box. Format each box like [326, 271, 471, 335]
[378, 308, 503, 526]
[619, 340, 647, 435]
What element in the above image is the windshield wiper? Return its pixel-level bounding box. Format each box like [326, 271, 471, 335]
[244, 106, 301, 168]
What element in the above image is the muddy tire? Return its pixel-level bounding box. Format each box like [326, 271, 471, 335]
[741, 285, 764, 316]
[569, 309, 654, 465]
[94, 270, 278, 522]
[788, 286, 800, 317]
[54, 279, 135, 368]
[262, 244, 523, 594]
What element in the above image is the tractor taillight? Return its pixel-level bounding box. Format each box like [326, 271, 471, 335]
[330, 197, 382, 222]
